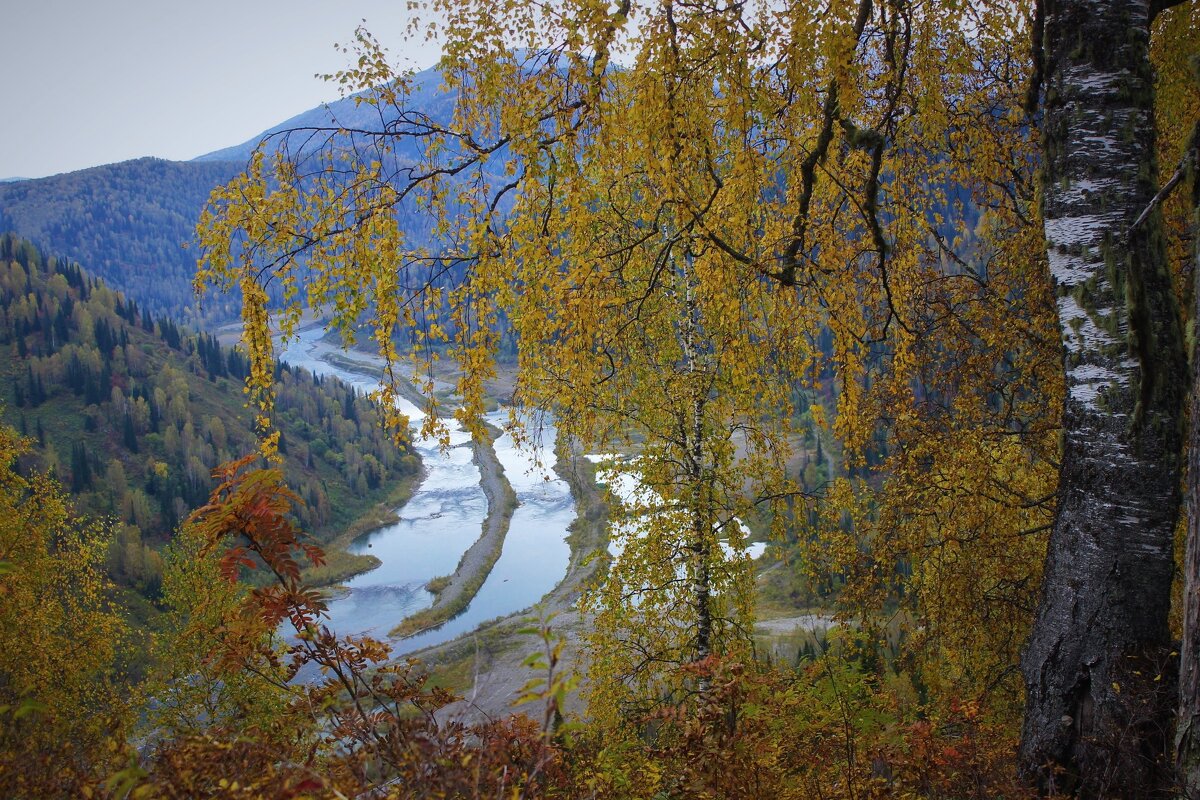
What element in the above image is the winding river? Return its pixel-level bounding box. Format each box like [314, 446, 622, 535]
[277, 328, 573, 656]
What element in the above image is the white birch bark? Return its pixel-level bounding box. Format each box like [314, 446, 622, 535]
[1019, 0, 1187, 795]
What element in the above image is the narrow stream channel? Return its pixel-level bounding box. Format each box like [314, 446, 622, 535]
[400, 410, 574, 653]
[277, 328, 573, 656]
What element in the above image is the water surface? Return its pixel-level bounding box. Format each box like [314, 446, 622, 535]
[278, 328, 573, 654]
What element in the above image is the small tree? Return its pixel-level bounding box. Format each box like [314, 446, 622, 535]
[0, 423, 134, 797]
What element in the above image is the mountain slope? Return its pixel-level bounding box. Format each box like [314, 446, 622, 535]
[193, 64, 452, 165]
[0, 64, 455, 328]
[0, 158, 243, 325]
[0, 234, 420, 599]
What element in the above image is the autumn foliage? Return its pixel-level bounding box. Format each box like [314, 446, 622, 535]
[3, 0, 1199, 794]
[0, 424, 134, 798]
[132, 455, 565, 798]
[0, 416, 1049, 798]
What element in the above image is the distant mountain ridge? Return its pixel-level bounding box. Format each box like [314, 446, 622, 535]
[194, 64, 452, 165]
[0, 63, 452, 328]
[0, 157, 243, 325]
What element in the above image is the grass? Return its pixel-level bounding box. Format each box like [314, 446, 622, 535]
[420, 648, 478, 695]
[425, 574, 452, 595]
[304, 550, 382, 587]
[418, 620, 538, 702]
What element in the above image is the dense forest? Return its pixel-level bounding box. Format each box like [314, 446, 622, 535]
[0, 234, 419, 604]
[0, 151, 511, 354]
[0, 158, 242, 324]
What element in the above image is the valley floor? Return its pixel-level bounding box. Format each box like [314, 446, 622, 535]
[221, 315, 835, 722]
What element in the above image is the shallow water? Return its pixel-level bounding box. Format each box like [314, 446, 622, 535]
[399, 410, 573, 652]
[277, 328, 572, 655]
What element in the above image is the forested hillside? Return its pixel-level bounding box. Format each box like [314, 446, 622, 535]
[0, 158, 241, 325]
[0, 234, 419, 600]
[0, 67, 455, 330]
[0, 66, 502, 342]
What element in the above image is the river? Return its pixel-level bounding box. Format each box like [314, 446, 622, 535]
[277, 328, 573, 656]
[587, 454, 768, 563]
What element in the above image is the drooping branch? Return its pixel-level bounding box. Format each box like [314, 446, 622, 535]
[777, 0, 875, 287]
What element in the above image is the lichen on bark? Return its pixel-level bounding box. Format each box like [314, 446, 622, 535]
[1019, 0, 1187, 795]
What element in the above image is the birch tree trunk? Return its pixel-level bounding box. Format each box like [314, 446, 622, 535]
[1176, 138, 1200, 796]
[680, 251, 714, 677]
[1019, 0, 1187, 795]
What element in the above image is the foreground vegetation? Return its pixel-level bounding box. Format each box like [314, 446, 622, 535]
[0, 428, 1032, 798]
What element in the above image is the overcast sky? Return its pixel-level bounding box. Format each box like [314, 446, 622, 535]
[0, 1, 442, 179]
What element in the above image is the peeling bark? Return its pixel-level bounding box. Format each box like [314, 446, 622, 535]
[1176, 139, 1200, 797]
[1019, 0, 1187, 796]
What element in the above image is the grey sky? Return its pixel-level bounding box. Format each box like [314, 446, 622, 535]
[0, 1, 442, 179]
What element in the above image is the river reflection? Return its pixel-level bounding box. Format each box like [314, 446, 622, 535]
[400, 410, 574, 652]
[276, 328, 573, 657]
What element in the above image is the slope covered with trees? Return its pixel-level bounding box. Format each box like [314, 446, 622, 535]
[0, 234, 419, 601]
[0, 158, 243, 325]
[0, 69, 464, 332]
[0, 422, 134, 798]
